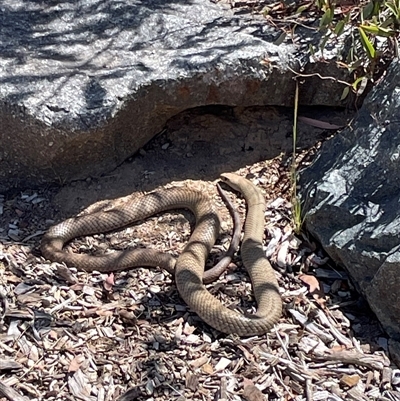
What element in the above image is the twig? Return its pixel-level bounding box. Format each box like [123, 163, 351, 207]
[0, 381, 30, 401]
[275, 330, 292, 361]
[316, 310, 353, 347]
[305, 378, 313, 401]
[287, 66, 353, 87]
[269, 18, 320, 31]
[288, 309, 335, 343]
[309, 349, 389, 370]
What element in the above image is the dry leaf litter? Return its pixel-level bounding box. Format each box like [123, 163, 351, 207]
[1, 149, 399, 401]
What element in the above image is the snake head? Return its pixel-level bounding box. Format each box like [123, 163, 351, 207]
[220, 173, 242, 192]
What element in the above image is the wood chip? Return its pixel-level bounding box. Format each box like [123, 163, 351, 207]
[0, 381, 30, 401]
[215, 357, 231, 372]
[243, 384, 266, 401]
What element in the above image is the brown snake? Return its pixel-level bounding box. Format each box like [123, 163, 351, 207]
[41, 173, 282, 335]
[41, 184, 240, 284]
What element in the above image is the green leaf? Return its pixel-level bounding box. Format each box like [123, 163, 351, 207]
[386, 1, 400, 18]
[319, 32, 332, 53]
[362, 1, 375, 19]
[296, 3, 310, 13]
[316, 0, 327, 10]
[360, 24, 395, 37]
[352, 76, 368, 93]
[372, 0, 381, 16]
[360, 24, 379, 34]
[346, 46, 355, 64]
[380, 16, 395, 28]
[340, 86, 350, 100]
[274, 32, 286, 46]
[358, 27, 376, 59]
[320, 8, 334, 28]
[334, 20, 345, 36]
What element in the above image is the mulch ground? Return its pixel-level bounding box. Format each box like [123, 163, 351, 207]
[1, 106, 398, 401]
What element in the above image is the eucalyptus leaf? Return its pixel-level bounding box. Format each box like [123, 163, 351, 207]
[358, 27, 376, 59]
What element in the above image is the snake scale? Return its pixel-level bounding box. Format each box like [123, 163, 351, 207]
[41, 173, 282, 335]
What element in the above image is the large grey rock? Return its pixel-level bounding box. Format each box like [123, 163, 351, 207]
[0, 0, 349, 192]
[300, 59, 400, 347]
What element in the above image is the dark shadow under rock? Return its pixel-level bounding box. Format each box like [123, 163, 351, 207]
[50, 104, 347, 217]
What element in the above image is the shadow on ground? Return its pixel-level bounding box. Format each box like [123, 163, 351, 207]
[51, 104, 347, 217]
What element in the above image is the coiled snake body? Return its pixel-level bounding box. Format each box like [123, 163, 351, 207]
[41, 173, 282, 335]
